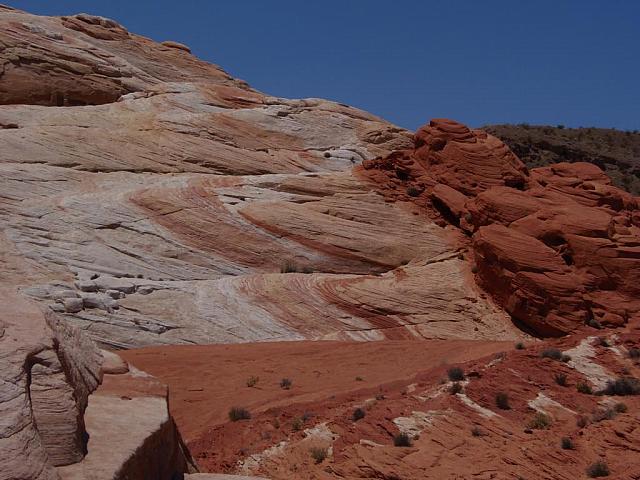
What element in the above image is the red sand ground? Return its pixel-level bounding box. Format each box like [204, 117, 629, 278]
[122, 340, 510, 442]
[124, 331, 640, 479]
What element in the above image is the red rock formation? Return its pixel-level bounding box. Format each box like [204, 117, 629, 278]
[361, 119, 640, 336]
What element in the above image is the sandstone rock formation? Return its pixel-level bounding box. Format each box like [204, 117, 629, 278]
[127, 328, 640, 480]
[3, 4, 640, 480]
[0, 7, 523, 350]
[0, 286, 191, 480]
[362, 119, 640, 336]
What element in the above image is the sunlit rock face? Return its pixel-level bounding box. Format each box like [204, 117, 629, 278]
[1, 6, 524, 351]
[362, 118, 640, 336]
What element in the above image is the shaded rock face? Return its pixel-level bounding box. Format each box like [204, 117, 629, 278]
[0, 289, 101, 479]
[0, 288, 193, 480]
[362, 119, 640, 336]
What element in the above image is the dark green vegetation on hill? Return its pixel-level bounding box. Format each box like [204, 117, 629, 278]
[484, 125, 640, 195]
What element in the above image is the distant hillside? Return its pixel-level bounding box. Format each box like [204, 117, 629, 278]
[484, 124, 640, 195]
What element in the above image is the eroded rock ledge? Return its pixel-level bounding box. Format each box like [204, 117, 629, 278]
[361, 118, 640, 336]
[0, 288, 192, 480]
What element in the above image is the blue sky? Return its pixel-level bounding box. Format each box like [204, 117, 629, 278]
[8, 1, 640, 131]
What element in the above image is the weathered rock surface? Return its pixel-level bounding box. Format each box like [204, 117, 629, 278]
[0, 7, 526, 350]
[57, 363, 192, 480]
[0, 289, 101, 479]
[141, 328, 640, 479]
[362, 119, 640, 336]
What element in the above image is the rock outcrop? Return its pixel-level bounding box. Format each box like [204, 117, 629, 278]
[362, 119, 640, 336]
[0, 287, 193, 480]
[0, 289, 101, 479]
[0, 7, 522, 350]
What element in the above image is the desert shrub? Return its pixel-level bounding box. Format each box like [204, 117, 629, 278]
[600, 377, 640, 396]
[471, 426, 484, 437]
[280, 261, 300, 273]
[495, 392, 511, 410]
[246, 376, 259, 388]
[302, 411, 313, 422]
[592, 408, 616, 423]
[597, 336, 610, 347]
[586, 461, 610, 477]
[527, 412, 551, 430]
[447, 367, 465, 382]
[310, 446, 328, 464]
[557, 124, 565, 129]
[515, 342, 525, 350]
[450, 382, 463, 395]
[628, 348, 640, 359]
[229, 407, 251, 421]
[614, 402, 628, 413]
[587, 318, 603, 329]
[554, 373, 568, 386]
[540, 348, 563, 360]
[292, 417, 303, 431]
[352, 407, 366, 421]
[406, 186, 421, 197]
[561, 437, 575, 450]
[576, 415, 589, 428]
[280, 378, 293, 390]
[577, 381, 593, 394]
[355, 376, 364, 382]
[393, 432, 412, 447]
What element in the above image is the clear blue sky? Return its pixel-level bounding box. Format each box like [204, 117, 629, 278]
[8, 1, 640, 131]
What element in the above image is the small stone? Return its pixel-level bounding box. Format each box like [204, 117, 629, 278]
[136, 285, 154, 295]
[63, 298, 84, 313]
[100, 350, 129, 375]
[75, 280, 97, 292]
[50, 303, 65, 313]
[106, 289, 125, 299]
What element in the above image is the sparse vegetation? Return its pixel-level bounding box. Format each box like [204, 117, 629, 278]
[577, 381, 593, 394]
[292, 417, 303, 431]
[280, 378, 293, 390]
[540, 348, 563, 361]
[614, 402, 628, 413]
[246, 375, 259, 388]
[527, 412, 551, 430]
[393, 432, 412, 447]
[228, 407, 251, 421]
[586, 460, 610, 477]
[576, 415, 589, 428]
[352, 407, 366, 421]
[587, 318, 603, 329]
[310, 446, 328, 464]
[447, 367, 465, 382]
[280, 261, 299, 273]
[449, 382, 463, 395]
[515, 342, 525, 350]
[628, 348, 640, 359]
[561, 437, 575, 450]
[406, 186, 422, 197]
[471, 426, 484, 437]
[600, 376, 640, 396]
[554, 373, 568, 386]
[597, 336, 610, 347]
[495, 392, 511, 410]
[355, 376, 364, 382]
[591, 407, 616, 423]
